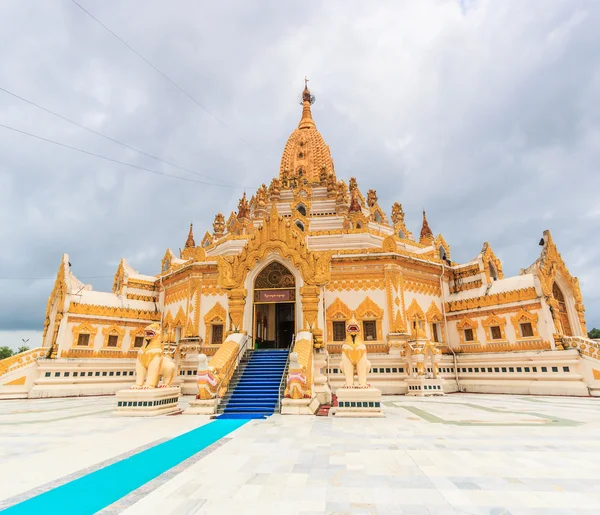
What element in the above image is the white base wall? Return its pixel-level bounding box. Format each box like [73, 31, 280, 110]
[1, 349, 597, 400]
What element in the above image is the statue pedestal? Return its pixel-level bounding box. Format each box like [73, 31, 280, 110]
[113, 386, 181, 417]
[335, 387, 385, 418]
[406, 377, 444, 396]
[281, 397, 320, 415]
[183, 397, 218, 415]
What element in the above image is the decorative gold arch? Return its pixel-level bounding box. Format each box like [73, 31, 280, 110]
[204, 302, 227, 344]
[326, 297, 352, 343]
[217, 204, 331, 290]
[481, 314, 507, 341]
[511, 309, 539, 340]
[434, 235, 451, 261]
[128, 326, 146, 349]
[426, 301, 445, 343]
[536, 230, 585, 335]
[382, 236, 398, 253]
[406, 299, 426, 337]
[72, 321, 98, 347]
[326, 298, 353, 320]
[355, 297, 384, 341]
[481, 242, 503, 283]
[101, 324, 126, 348]
[44, 255, 72, 358]
[456, 317, 479, 344]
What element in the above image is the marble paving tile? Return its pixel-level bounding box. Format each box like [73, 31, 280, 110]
[2, 393, 600, 515]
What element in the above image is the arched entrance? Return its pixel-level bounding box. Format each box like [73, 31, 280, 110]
[552, 282, 573, 336]
[253, 262, 296, 349]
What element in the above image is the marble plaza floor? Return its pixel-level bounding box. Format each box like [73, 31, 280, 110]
[1, 394, 600, 514]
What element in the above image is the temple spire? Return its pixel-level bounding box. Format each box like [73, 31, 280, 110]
[185, 223, 195, 248]
[420, 210, 434, 245]
[299, 78, 316, 130]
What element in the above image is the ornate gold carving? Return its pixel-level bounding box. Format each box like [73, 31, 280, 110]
[255, 261, 295, 289]
[382, 236, 398, 253]
[406, 299, 426, 337]
[450, 279, 482, 294]
[127, 281, 156, 292]
[301, 286, 320, 330]
[481, 314, 508, 341]
[593, 368, 600, 380]
[101, 324, 126, 348]
[456, 317, 479, 344]
[481, 242, 503, 282]
[43, 256, 69, 358]
[204, 302, 227, 344]
[419, 210, 434, 245]
[434, 234, 451, 261]
[426, 301, 445, 343]
[126, 293, 156, 302]
[0, 348, 47, 377]
[403, 276, 441, 296]
[453, 339, 551, 354]
[164, 282, 189, 305]
[537, 230, 586, 335]
[445, 287, 538, 313]
[227, 289, 246, 332]
[72, 321, 99, 347]
[385, 268, 406, 333]
[217, 204, 331, 290]
[445, 302, 542, 321]
[510, 308, 539, 339]
[328, 274, 385, 292]
[326, 297, 352, 343]
[355, 297, 384, 341]
[68, 303, 160, 321]
[326, 298, 353, 320]
[113, 260, 125, 295]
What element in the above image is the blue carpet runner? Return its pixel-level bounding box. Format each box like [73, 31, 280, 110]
[218, 349, 288, 418]
[3, 419, 248, 515]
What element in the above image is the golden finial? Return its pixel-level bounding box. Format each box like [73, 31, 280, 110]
[420, 209, 434, 244]
[185, 222, 195, 248]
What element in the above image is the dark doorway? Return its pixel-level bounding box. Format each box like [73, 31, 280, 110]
[276, 303, 294, 349]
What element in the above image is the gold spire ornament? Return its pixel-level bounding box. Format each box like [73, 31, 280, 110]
[420, 210, 434, 245]
[184, 223, 195, 248]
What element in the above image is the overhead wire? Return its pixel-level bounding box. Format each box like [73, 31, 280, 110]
[69, 0, 258, 152]
[0, 122, 244, 188]
[0, 85, 242, 188]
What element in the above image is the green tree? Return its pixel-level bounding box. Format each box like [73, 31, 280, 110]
[0, 346, 13, 360]
[588, 328, 600, 339]
[17, 345, 30, 354]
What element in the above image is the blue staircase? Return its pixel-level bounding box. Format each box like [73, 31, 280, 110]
[217, 349, 288, 419]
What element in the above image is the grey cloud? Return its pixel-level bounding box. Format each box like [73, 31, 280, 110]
[0, 0, 599, 332]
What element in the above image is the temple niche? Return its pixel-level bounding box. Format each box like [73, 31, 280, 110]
[11, 81, 595, 407]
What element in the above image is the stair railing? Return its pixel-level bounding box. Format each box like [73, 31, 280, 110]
[277, 333, 295, 413]
[215, 334, 252, 402]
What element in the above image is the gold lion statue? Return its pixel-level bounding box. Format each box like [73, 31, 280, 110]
[132, 323, 177, 389]
[340, 316, 371, 388]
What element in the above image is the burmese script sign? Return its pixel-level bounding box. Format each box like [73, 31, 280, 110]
[254, 289, 295, 303]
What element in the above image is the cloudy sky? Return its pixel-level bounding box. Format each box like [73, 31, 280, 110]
[1, 0, 599, 350]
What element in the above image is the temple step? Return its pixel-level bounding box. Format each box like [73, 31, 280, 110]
[219, 348, 289, 416]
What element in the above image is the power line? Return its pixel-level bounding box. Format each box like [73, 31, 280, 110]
[70, 0, 257, 152]
[0, 85, 241, 188]
[0, 122, 244, 188]
[0, 275, 113, 281]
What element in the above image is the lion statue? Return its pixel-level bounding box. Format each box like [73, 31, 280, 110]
[284, 352, 309, 399]
[195, 353, 219, 399]
[132, 322, 177, 389]
[340, 316, 371, 388]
